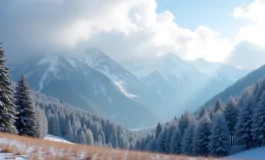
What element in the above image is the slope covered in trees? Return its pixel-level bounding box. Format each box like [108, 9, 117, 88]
[136, 75, 265, 157]
[202, 64, 265, 109]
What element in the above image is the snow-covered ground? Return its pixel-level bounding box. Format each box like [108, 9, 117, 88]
[44, 134, 73, 144]
[226, 146, 265, 160]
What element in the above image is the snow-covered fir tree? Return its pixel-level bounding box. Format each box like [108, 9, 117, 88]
[208, 112, 230, 157]
[193, 113, 211, 156]
[236, 88, 254, 149]
[157, 127, 168, 153]
[169, 127, 182, 154]
[224, 97, 238, 145]
[181, 121, 196, 156]
[252, 91, 265, 147]
[196, 106, 208, 120]
[0, 42, 17, 134]
[14, 74, 38, 137]
[213, 98, 225, 114]
[165, 125, 175, 153]
[179, 111, 192, 135]
[35, 107, 48, 138]
[155, 122, 162, 138]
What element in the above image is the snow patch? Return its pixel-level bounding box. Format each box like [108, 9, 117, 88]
[226, 146, 265, 159]
[44, 134, 73, 144]
[114, 81, 138, 99]
[37, 56, 59, 91]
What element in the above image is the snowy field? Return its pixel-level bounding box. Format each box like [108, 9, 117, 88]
[226, 146, 265, 160]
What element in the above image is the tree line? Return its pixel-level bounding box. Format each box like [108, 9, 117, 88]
[135, 77, 265, 157]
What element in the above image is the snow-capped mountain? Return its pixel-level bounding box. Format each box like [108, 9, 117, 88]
[188, 58, 248, 82]
[125, 53, 248, 117]
[10, 50, 162, 128]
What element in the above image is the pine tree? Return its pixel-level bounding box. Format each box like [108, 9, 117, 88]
[169, 128, 182, 154]
[252, 91, 265, 147]
[157, 128, 168, 153]
[213, 98, 225, 114]
[224, 97, 238, 145]
[181, 121, 196, 156]
[52, 113, 62, 136]
[66, 120, 74, 141]
[35, 107, 48, 138]
[165, 125, 175, 153]
[15, 74, 38, 137]
[193, 113, 211, 156]
[155, 122, 162, 138]
[208, 112, 230, 157]
[179, 111, 192, 135]
[196, 106, 208, 120]
[0, 42, 17, 134]
[78, 131, 86, 145]
[236, 93, 254, 149]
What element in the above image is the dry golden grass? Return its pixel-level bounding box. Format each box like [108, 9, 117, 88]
[0, 132, 244, 160]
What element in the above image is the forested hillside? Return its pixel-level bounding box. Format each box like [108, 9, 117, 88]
[135, 76, 265, 157]
[33, 92, 143, 149]
[202, 64, 265, 109]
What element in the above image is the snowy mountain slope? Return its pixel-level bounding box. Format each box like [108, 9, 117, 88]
[188, 58, 248, 82]
[10, 53, 160, 128]
[125, 53, 248, 117]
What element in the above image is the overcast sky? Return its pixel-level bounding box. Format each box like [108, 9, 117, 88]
[0, 0, 265, 69]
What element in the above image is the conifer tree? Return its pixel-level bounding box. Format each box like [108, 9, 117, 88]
[15, 74, 38, 137]
[196, 106, 208, 120]
[169, 128, 182, 154]
[155, 122, 162, 138]
[236, 92, 254, 149]
[224, 97, 238, 145]
[213, 98, 225, 114]
[0, 42, 17, 134]
[35, 107, 48, 138]
[181, 121, 196, 156]
[179, 111, 192, 135]
[208, 112, 230, 157]
[193, 113, 211, 156]
[252, 91, 265, 147]
[157, 128, 168, 153]
[165, 125, 175, 153]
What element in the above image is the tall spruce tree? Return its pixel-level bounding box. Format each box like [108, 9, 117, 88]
[193, 113, 211, 156]
[213, 98, 225, 114]
[155, 122, 162, 138]
[181, 121, 196, 156]
[208, 112, 230, 157]
[196, 106, 208, 120]
[224, 97, 238, 145]
[179, 111, 192, 135]
[169, 128, 182, 154]
[236, 90, 254, 149]
[252, 91, 265, 147]
[14, 75, 38, 137]
[0, 42, 17, 134]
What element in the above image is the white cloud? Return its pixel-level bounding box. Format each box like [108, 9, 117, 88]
[233, 0, 265, 48]
[0, 0, 233, 64]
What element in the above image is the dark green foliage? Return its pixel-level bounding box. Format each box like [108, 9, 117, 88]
[14, 75, 38, 137]
[0, 42, 17, 134]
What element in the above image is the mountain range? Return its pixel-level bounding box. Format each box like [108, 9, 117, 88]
[10, 49, 248, 128]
